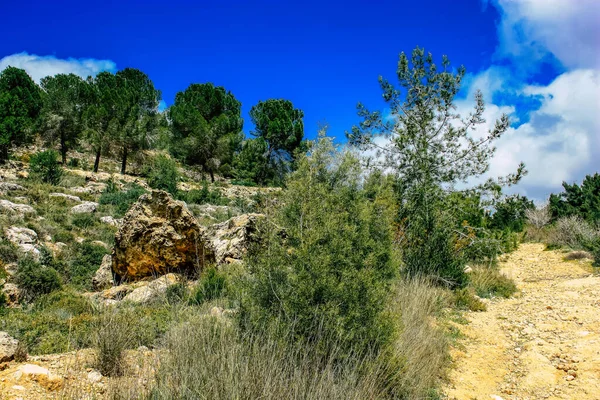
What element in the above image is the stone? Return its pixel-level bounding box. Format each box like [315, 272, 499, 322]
[112, 190, 214, 280]
[16, 364, 63, 391]
[0, 200, 36, 215]
[210, 306, 224, 317]
[464, 265, 473, 273]
[100, 216, 122, 227]
[2, 283, 20, 305]
[70, 182, 107, 194]
[0, 182, 24, 192]
[49, 192, 82, 202]
[0, 332, 19, 362]
[70, 201, 99, 214]
[87, 370, 103, 383]
[205, 213, 265, 264]
[4, 226, 40, 261]
[122, 273, 181, 304]
[92, 255, 114, 291]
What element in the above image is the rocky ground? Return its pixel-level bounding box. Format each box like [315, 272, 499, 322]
[444, 243, 600, 400]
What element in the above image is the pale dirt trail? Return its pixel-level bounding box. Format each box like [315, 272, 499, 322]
[444, 243, 600, 400]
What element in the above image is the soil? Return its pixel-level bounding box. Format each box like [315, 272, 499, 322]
[444, 243, 600, 400]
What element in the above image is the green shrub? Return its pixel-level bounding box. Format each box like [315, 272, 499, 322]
[470, 268, 517, 298]
[453, 288, 486, 311]
[66, 241, 109, 289]
[71, 212, 97, 229]
[29, 150, 62, 185]
[93, 308, 136, 377]
[166, 282, 189, 304]
[0, 239, 19, 265]
[0, 287, 6, 309]
[179, 181, 227, 205]
[190, 268, 227, 305]
[33, 290, 94, 316]
[67, 157, 79, 167]
[241, 137, 396, 355]
[99, 184, 146, 217]
[15, 258, 62, 301]
[146, 154, 180, 195]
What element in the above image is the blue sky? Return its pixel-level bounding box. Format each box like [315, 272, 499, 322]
[1, 0, 599, 200]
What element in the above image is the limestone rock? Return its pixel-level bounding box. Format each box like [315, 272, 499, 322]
[0, 182, 24, 192]
[70, 201, 99, 214]
[92, 255, 114, 291]
[70, 182, 107, 194]
[4, 226, 40, 261]
[15, 364, 63, 391]
[49, 192, 82, 202]
[0, 332, 19, 362]
[122, 273, 181, 304]
[112, 190, 214, 280]
[2, 283, 20, 306]
[0, 200, 36, 215]
[100, 216, 122, 227]
[206, 213, 264, 263]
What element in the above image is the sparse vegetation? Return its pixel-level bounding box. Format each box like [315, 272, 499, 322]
[29, 149, 63, 185]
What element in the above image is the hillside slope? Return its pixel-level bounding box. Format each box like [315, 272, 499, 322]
[445, 243, 600, 399]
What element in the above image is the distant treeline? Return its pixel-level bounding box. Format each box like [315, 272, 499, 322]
[0, 66, 305, 185]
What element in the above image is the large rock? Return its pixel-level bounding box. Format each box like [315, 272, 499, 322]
[0, 331, 19, 362]
[112, 190, 214, 281]
[49, 192, 82, 202]
[4, 226, 40, 261]
[71, 201, 99, 214]
[0, 200, 36, 215]
[92, 254, 114, 290]
[206, 213, 265, 263]
[2, 283, 20, 306]
[122, 273, 181, 304]
[100, 215, 122, 227]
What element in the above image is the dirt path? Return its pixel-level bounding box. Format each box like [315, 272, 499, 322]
[444, 243, 600, 400]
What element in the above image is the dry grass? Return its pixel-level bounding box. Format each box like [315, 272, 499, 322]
[564, 250, 594, 261]
[547, 216, 598, 250]
[93, 307, 137, 377]
[469, 267, 517, 299]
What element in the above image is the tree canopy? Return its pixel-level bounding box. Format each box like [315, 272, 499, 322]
[169, 83, 244, 181]
[0, 67, 42, 161]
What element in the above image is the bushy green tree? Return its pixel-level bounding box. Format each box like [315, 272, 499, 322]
[248, 99, 304, 183]
[349, 47, 525, 288]
[0, 67, 42, 161]
[241, 135, 396, 353]
[29, 149, 63, 185]
[146, 154, 180, 195]
[549, 173, 600, 223]
[169, 83, 244, 182]
[39, 73, 87, 164]
[489, 194, 534, 232]
[232, 137, 271, 184]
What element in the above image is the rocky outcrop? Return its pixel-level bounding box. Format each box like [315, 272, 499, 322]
[0, 182, 24, 192]
[0, 332, 19, 362]
[92, 255, 114, 290]
[4, 226, 40, 261]
[2, 283, 20, 306]
[112, 190, 214, 281]
[0, 200, 36, 215]
[71, 201, 98, 214]
[206, 213, 265, 263]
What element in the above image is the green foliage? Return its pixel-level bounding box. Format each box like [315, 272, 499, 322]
[470, 268, 517, 299]
[29, 149, 63, 185]
[232, 137, 272, 184]
[71, 212, 97, 229]
[146, 154, 180, 195]
[241, 135, 396, 354]
[65, 241, 109, 289]
[248, 99, 304, 184]
[178, 181, 227, 205]
[0, 67, 42, 161]
[190, 267, 227, 305]
[15, 258, 62, 301]
[99, 184, 146, 217]
[489, 195, 534, 232]
[0, 239, 19, 265]
[169, 83, 244, 182]
[165, 282, 189, 304]
[349, 47, 525, 287]
[549, 173, 600, 223]
[39, 73, 87, 163]
[453, 288, 486, 311]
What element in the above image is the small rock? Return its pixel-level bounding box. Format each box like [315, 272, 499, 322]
[490, 395, 505, 400]
[122, 273, 181, 304]
[464, 265, 473, 273]
[16, 364, 63, 391]
[0, 200, 36, 215]
[210, 306, 224, 317]
[2, 283, 20, 306]
[0, 182, 24, 192]
[92, 255, 114, 291]
[137, 345, 149, 352]
[0, 332, 19, 362]
[99, 216, 122, 227]
[566, 375, 575, 381]
[4, 226, 40, 261]
[49, 193, 82, 202]
[71, 201, 99, 214]
[87, 370, 103, 383]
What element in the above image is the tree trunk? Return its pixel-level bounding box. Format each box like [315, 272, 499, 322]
[121, 147, 128, 175]
[210, 170, 215, 183]
[93, 148, 101, 173]
[60, 134, 67, 165]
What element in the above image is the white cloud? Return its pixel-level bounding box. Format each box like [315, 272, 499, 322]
[494, 0, 600, 69]
[0, 52, 116, 83]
